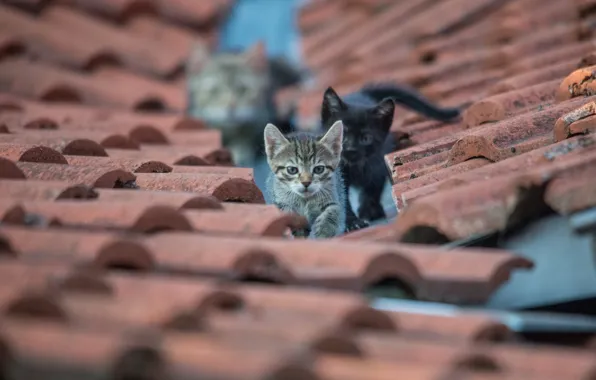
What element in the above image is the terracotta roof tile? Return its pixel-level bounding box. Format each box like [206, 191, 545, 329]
[0, 4, 119, 70]
[0, 198, 303, 237]
[386, 138, 596, 243]
[487, 58, 586, 95]
[0, 142, 68, 164]
[1, 0, 595, 376]
[0, 128, 139, 153]
[40, 5, 184, 77]
[1, 159, 137, 188]
[557, 64, 596, 101]
[463, 78, 563, 127]
[67, 0, 159, 22]
[393, 134, 596, 213]
[0, 179, 97, 200]
[133, 172, 264, 202]
[0, 58, 171, 109]
[2, 260, 594, 378]
[105, 145, 232, 166]
[387, 96, 595, 184]
[0, 225, 531, 303]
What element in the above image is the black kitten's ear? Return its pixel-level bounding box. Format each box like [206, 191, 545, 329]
[322, 87, 346, 123]
[374, 98, 395, 131]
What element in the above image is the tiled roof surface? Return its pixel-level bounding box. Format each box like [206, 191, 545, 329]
[1, 0, 595, 379]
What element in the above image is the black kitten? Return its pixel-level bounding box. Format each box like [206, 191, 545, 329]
[321, 83, 460, 232]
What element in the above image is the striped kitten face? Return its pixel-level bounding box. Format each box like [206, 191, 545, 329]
[264, 121, 343, 198]
[186, 42, 270, 128]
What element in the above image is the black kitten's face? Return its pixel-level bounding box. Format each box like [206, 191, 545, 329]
[321, 87, 394, 164]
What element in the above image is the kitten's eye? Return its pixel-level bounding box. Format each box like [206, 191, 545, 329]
[313, 165, 325, 175]
[286, 166, 298, 175]
[360, 134, 373, 144]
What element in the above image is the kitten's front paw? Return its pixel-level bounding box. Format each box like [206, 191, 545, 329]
[345, 216, 369, 232]
[358, 203, 386, 222]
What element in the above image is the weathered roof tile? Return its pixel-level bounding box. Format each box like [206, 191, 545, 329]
[1, 0, 595, 376]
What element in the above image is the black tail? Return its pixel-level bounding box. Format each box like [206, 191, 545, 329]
[360, 82, 460, 122]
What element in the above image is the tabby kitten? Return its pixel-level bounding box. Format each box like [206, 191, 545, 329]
[185, 42, 303, 167]
[321, 84, 460, 231]
[264, 120, 346, 239]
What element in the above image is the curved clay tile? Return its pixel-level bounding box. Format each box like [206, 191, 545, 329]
[0, 143, 67, 164]
[94, 188, 223, 210]
[386, 311, 512, 342]
[106, 146, 230, 167]
[0, 227, 151, 271]
[462, 78, 561, 127]
[94, 239, 156, 271]
[393, 135, 596, 211]
[488, 59, 583, 95]
[553, 102, 596, 142]
[394, 148, 596, 242]
[165, 129, 223, 148]
[0, 59, 82, 102]
[183, 205, 308, 237]
[0, 179, 98, 201]
[0, 32, 26, 60]
[16, 129, 138, 150]
[153, 0, 234, 27]
[0, 133, 109, 157]
[353, 333, 593, 379]
[0, 200, 27, 225]
[0, 93, 25, 112]
[171, 166, 254, 179]
[387, 96, 595, 184]
[15, 161, 136, 188]
[0, 288, 68, 322]
[0, 158, 26, 179]
[20, 201, 194, 234]
[134, 173, 265, 203]
[125, 15, 198, 59]
[1, 99, 206, 137]
[65, 155, 173, 174]
[0, 58, 166, 109]
[0, 5, 120, 70]
[557, 66, 596, 102]
[70, 0, 158, 22]
[92, 67, 185, 111]
[41, 5, 184, 78]
[509, 40, 596, 75]
[138, 233, 529, 303]
[55, 269, 114, 295]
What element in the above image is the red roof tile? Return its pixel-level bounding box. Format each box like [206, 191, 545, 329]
[386, 96, 594, 184]
[39, 5, 184, 77]
[1, 0, 595, 376]
[0, 225, 532, 303]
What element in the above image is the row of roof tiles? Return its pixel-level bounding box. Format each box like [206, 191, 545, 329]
[0, 261, 594, 380]
[290, 0, 596, 246]
[1, 0, 595, 378]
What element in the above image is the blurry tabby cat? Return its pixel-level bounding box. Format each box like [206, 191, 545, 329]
[321, 84, 460, 231]
[185, 41, 305, 167]
[264, 120, 346, 239]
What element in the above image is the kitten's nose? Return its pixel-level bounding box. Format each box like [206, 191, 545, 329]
[301, 181, 311, 189]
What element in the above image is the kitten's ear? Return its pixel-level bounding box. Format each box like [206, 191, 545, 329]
[319, 120, 344, 158]
[322, 87, 346, 123]
[264, 123, 289, 158]
[245, 41, 268, 72]
[185, 42, 209, 76]
[374, 98, 395, 132]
